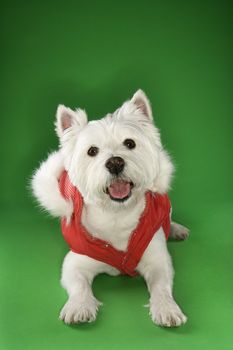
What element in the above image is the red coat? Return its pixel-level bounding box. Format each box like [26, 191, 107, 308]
[59, 171, 171, 277]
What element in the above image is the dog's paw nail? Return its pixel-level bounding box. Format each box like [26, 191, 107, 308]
[59, 297, 101, 324]
[171, 223, 190, 240]
[150, 300, 187, 327]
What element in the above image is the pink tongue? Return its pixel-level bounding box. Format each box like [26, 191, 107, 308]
[108, 181, 131, 199]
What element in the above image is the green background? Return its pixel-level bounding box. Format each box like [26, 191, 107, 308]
[1, 0, 233, 349]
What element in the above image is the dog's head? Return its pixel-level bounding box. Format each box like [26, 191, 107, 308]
[55, 90, 174, 209]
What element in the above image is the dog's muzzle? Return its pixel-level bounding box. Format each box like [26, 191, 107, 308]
[105, 156, 134, 202]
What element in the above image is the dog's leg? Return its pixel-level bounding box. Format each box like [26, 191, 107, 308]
[32, 151, 73, 220]
[59, 251, 119, 324]
[170, 221, 189, 240]
[137, 229, 187, 327]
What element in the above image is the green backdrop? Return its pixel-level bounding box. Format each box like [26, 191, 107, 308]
[1, 1, 233, 349]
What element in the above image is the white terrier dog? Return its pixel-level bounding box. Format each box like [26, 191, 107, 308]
[32, 90, 189, 327]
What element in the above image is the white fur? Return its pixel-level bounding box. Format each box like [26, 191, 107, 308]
[32, 151, 73, 220]
[32, 89, 188, 327]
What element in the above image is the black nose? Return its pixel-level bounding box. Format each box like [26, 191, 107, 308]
[105, 156, 125, 175]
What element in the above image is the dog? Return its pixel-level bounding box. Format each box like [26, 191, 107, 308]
[32, 89, 189, 327]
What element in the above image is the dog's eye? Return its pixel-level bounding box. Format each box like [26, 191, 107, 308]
[123, 139, 136, 149]
[87, 146, 99, 157]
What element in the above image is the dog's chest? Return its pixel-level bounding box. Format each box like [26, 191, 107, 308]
[81, 200, 145, 251]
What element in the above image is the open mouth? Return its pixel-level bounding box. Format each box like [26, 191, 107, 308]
[106, 180, 134, 202]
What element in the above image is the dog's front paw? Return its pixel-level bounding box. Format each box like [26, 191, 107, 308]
[149, 299, 187, 327]
[170, 222, 189, 240]
[59, 296, 102, 324]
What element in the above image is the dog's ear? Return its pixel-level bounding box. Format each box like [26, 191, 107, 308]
[131, 89, 153, 121]
[150, 149, 174, 194]
[55, 105, 88, 139]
